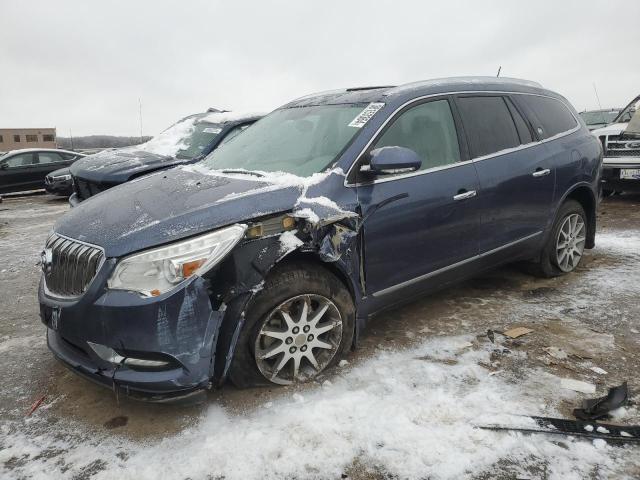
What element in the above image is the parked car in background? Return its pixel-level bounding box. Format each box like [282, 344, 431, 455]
[0, 149, 85, 194]
[69, 109, 263, 206]
[44, 167, 74, 196]
[592, 94, 640, 194]
[579, 108, 620, 131]
[39, 77, 601, 401]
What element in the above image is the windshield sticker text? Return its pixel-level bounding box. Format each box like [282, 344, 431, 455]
[203, 127, 222, 134]
[348, 103, 385, 128]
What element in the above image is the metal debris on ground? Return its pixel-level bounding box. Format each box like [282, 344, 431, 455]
[26, 395, 46, 416]
[503, 327, 533, 339]
[479, 415, 640, 444]
[573, 382, 629, 421]
[560, 378, 597, 394]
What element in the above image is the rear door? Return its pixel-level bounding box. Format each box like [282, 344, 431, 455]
[455, 94, 555, 253]
[355, 97, 482, 298]
[0, 152, 38, 193]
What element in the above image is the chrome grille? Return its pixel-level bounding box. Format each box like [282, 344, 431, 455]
[44, 234, 104, 297]
[600, 134, 640, 158]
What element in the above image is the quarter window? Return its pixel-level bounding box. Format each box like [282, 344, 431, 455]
[26, 134, 38, 142]
[516, 95, 577, 138]
[457, 96, 520, 158]
[373, 99, 461, 171]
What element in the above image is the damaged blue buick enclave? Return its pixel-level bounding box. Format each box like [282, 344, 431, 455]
[39, 77, 602, 401]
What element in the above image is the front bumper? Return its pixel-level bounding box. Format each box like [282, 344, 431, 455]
[44, 179, 73, 196]
[39, 271, 224, 401]
[602, 158, 640, 192]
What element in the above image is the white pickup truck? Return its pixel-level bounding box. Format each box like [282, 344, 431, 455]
[593, 95, 640, 195]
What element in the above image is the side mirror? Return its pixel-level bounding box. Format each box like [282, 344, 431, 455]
[0, 163, 8, 171]
[366, 146, 422, 175]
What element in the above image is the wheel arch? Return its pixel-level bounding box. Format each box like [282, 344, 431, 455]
[562, 184, 597, 249]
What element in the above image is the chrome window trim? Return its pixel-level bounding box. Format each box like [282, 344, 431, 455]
[371, 231, 543, 298]
[344, 90, 580, 187]
[42, 232, 106, 300]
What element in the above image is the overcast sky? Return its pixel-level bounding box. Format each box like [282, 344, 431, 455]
[1, 0, 639, 136]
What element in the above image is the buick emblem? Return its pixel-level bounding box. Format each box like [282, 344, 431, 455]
[41, 249, 53, 275]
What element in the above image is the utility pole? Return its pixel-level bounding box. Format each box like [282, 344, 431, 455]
[69, 128, 74, 151]
[138, 98, 144, 143]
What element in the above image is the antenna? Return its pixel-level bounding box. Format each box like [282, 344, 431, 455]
[592, 83, 605, 125]
[138, 98, 144, 142]
[496, 66, 502, 78]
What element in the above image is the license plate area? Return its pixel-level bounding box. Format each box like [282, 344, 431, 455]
[620, 168, 640, 180]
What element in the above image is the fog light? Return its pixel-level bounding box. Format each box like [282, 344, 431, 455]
[123, 358, 170, 368]
[87, 342, 171, 369]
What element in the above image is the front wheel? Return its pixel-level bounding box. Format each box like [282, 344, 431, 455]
[229, 262, 355, 387]
[527, 200, 587, 277]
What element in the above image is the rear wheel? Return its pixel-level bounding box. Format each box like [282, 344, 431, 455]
[229, 262, 355, 387]
[527, 200, 587, 277]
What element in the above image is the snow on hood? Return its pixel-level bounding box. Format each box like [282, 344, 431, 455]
[199, 111, 265, 124]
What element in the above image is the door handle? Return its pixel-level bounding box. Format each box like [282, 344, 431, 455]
[532, 168, 551, 178]
[453, 190, 477, 201]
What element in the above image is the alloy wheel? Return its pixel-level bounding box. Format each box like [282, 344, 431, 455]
[555, 213, 586, 272]
[254, 294, 343, 385]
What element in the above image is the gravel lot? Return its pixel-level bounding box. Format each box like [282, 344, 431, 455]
[1, 193, 640, 479]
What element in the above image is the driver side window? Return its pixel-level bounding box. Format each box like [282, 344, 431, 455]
[373, 99, 461, 171]
[3, 152, 36, 168]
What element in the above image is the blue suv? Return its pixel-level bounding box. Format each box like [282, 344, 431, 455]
[39, 77, 602, 401]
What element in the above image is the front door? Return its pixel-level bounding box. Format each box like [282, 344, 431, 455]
[0, 152, 38, 193]
[354, 97, 481, 298]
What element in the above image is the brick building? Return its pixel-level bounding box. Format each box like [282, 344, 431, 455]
[0, 128, 57, 152]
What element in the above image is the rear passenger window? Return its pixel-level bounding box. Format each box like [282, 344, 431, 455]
[373, 99, 461, 171]
[516, 95, 577, 138]
[457, 96, 520, 158]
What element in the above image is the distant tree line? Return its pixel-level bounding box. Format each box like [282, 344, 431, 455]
[57, 135, 152, 150]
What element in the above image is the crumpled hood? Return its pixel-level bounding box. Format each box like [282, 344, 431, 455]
[54, 167, 302, 257]
[70, 148, 188, 184]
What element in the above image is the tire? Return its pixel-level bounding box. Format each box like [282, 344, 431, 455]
[229, 261, 355, 388]
[527, 199, 587, 278]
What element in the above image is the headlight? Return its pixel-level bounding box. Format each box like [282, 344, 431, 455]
[52, 174, 72, 181]
[107, 224, 246, 296]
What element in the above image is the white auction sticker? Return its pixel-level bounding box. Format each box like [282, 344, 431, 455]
[348, 102, 385, 128]
[203, 127, 222, 134]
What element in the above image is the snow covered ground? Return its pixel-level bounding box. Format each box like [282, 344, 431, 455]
[1, 194, 640, 479]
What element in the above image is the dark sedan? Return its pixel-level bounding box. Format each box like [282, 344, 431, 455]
[0, 149, 85, 194]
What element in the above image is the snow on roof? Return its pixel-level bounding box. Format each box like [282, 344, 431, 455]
[198, 111, 265, 124]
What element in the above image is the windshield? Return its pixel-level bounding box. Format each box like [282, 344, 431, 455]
[136, 116, 222, 160]
[201, 104, 367, 177]
[580, 110, 619, 126]
[174, 122, 223, 159]
[614, 96, 640, 124]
